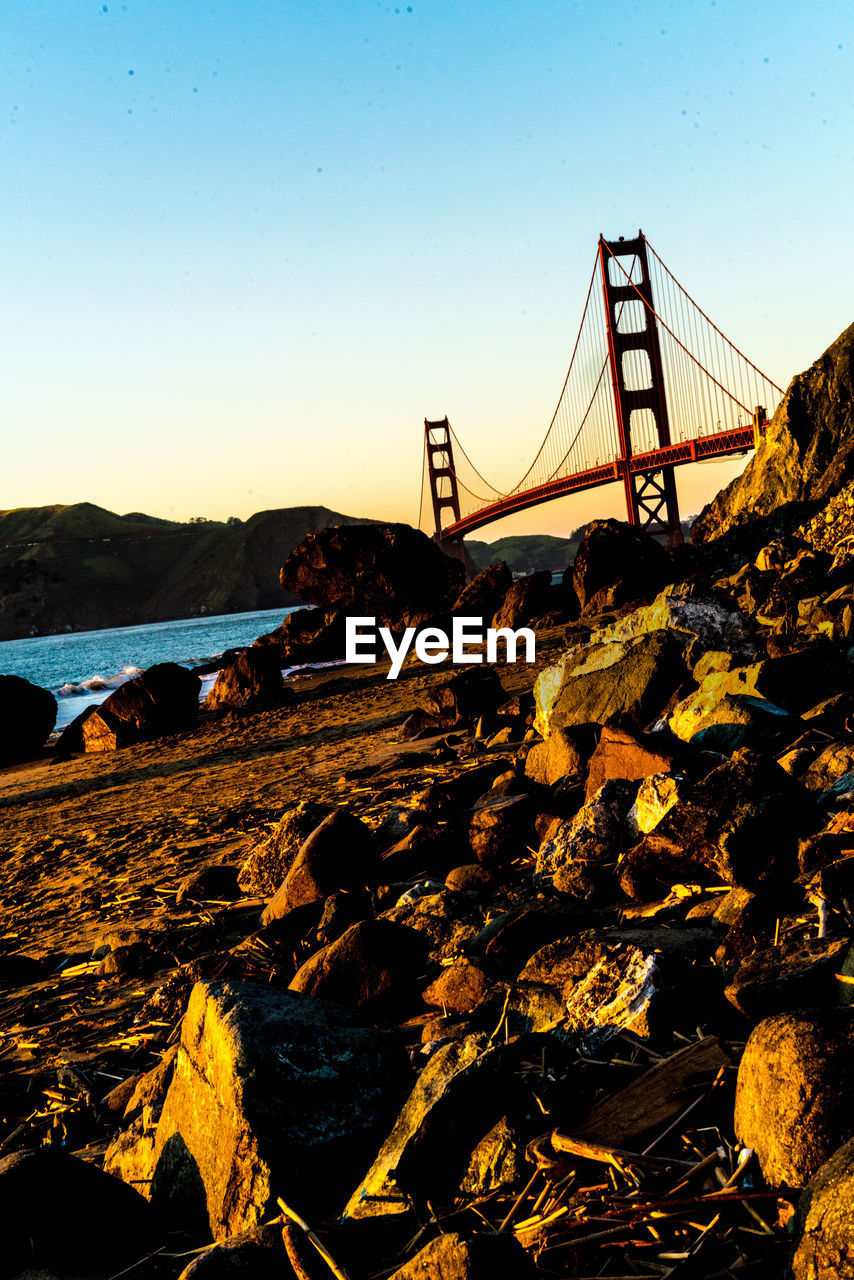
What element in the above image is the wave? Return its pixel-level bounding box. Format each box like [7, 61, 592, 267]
[57, 665, 144, 698]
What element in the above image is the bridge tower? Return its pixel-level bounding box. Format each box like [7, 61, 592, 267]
[424, 416, 463, 542]
[599, 232, 682, 546]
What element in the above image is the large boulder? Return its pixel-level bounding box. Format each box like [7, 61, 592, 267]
[143, 981, 410, 1237]
[451, 562, 512, 619]
[238, 800, 334, 897]
[253, 607, 347, 664]
[82, 662, 200, 752]
[618, 748, 806, 898]
[790, 1135, 854, 1279]
[281, 523, 465, 619]
[596, 581, 755, 664]
[491, 570, 553, 629]
[0, 1147, 156, 1273]
[420, 666, 505, 730]
[694, 320, 854, 542]
[204, 647, 284, 710]
[570, 519, 670, 612]
[0, 674, 57, 763]
[735, 1010, 854, 1187]
[288, 919, 426, 1013]
[261, 810, 378, 923]
[533, 631, 687, 737]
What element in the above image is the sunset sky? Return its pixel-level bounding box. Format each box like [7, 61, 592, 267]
[2, 1, 852, 539]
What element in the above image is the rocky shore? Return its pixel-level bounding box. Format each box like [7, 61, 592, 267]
[2, 321, 854, 1279]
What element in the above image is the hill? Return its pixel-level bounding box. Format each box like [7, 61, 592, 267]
[467, 530, 588, 575]
[0, 504, 374, 641]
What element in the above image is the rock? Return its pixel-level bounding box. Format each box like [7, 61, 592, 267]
[725, 934, 854, 1019]
[802, 742, 854, 793]
[176, 864, 241, 905]
[571, 519, 670, 612]
[123, 1044, 180, 1124]
[492, 570, 552, 629]
[693, 320, 854, 542]
[83, 662, 201, 751]
[417, 762, 512, 817]
[0, 1147, 155, 1272]
[0, 674, 57, 762]
[238, 800, 334, 897]
[54, 702, 99, 755]
[451, 561, 513, 618]
[387, 1230, 533, 1279]
[630, 772, 685, 835]
[444, 863, 496, 894]
[176, 1225, 289, 1279]
[619, 749, 806, 899]
[422, 960, 492, 1014]
[421, 667, 505, 730]
[253, 607, 347, 663]
[289, 919, 426, 1013]
[460, 1117, 528, 1197]
[668, 686, 793, 752]
[735, 1010, 854, 1187]
[595, 581, 755, 663]
[261, 810, 378, 923]
[281, 522, 465, 618]
[524, 726, 591, 786]
[533, 631, 687, 738]
[584, 725, 676, 801]
[380, 892, 481, 963]
[468, 793, 531, 865]
[381, 822, 460, 880]
[0, 952, 45, 984]
[790, 1135, 854, 1279]
[692, 648, 842, 716]
[537, 779, 636, 902]
[343, 1034, 516, 1220]
[692, 649, 735, 681]
[204, 646, 284, 710]
[143, 981, 410, 1236]
[514, 930, 682, 1046]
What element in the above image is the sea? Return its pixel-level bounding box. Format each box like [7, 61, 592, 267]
[0, 606, 304, 732]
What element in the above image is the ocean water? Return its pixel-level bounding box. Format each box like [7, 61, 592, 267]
[0, 606, 301, 731]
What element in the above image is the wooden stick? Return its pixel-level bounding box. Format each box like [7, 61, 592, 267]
[277, 1197, 352, 1280]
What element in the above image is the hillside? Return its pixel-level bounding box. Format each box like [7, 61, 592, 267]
[0, 504, 374, 641]
[467, 530, 587, 574]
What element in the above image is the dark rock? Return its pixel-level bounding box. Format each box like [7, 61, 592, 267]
[0, 673, 57, 762]
[668, 685, 794, 752]
[54, 703, 99, 756]
[479, 905, 583, 972]
[343, 1034, 518, 1220]
[725, 934, 854, 1019]
[387, 1230, 534, 1279]
[571, 519, 670, 612]
[417, 761, 512, 817]
[82, 662, 200, 752]
[261, 810, 378, 923]
[204, 647, 284, 710]
[381, 822, 461, 880]
[176, 865, 241, 906]
[444, 863, 496, 894]
[238, 800, 335, 897]
[176, 1225, 288, 1279]
[619, 749, 807, 899]
[460, 1118, 528, 1197]
[0, 1147, 155, 1273]
[451, 561, 513, 619]
[468, 793, 532, 865]
[790, 1134, 854, 1278]
[380, 891, 482, 963]
[289, 919, 426, 1013]
[492, 570, 552, 629]
[421, 667, 505, 730]
[694, 320, 854, 542]
[537, 779, 637, 902]
[145, 980, 410, 1235]
[533, 631, 687, 737]
[735, 1009, 854, 1186]
[281, 522, 465, 618]
[254, 607, 347, 663]
[0, 952, 45, 984]
[398, 708, 441, 741]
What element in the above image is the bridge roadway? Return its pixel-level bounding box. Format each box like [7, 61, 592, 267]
[441, 422, 755, 540]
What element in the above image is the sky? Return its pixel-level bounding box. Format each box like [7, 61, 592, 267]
[2, 0, 853, 540]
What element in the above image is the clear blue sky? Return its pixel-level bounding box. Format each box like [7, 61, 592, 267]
[2, 1, 852, 537]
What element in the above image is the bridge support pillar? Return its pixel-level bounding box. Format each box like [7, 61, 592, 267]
[600, 232, 683, 547]
[425, 417, 472, 571]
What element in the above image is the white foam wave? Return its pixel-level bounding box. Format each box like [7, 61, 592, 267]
[57, 665, 143, 698]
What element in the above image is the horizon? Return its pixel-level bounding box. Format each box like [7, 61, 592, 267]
[3, 2, 853, 539]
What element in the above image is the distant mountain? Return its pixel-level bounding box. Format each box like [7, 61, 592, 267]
[466, 530, 589, 575]
[0, 503, 374, 641]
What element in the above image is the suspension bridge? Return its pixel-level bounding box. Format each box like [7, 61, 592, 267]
[419, 231, 783, 551]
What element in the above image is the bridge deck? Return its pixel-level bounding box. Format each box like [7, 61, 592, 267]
[441, 424, 755, 540]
